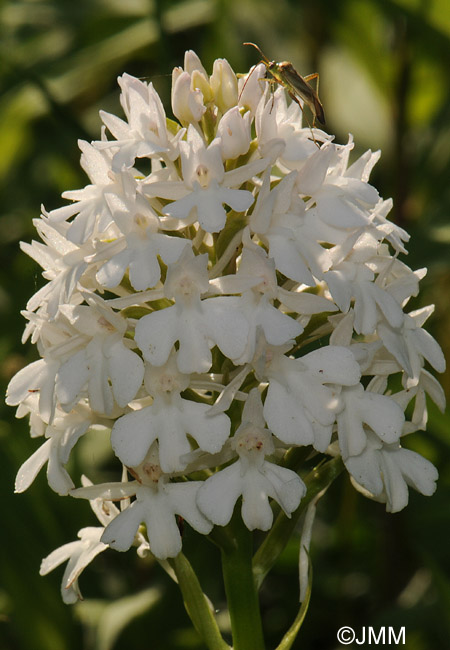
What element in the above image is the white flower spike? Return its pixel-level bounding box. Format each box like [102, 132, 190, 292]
[7, 48, 444, 618]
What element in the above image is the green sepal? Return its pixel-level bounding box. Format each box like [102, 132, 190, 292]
[120, 306, 153, 320]
[145, 297, 174, 310]
[166, 118, 182, 135]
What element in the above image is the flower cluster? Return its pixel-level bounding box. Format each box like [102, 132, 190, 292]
[7, 50, 445, 603]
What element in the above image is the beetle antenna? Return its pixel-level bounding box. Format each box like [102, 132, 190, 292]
[238, 64, 261, 103]
[239, 42, 270, 103]
[243, 42, 269, 64]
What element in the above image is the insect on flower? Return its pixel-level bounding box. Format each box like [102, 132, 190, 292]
[243, 42, 325, 127]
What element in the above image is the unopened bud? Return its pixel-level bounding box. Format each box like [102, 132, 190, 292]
[217, 107, 252, 160]
[210, 59, 238, 114]
[184, 50, 208, 77]
[238, 63, 266, 114]
[171, 69, 206, 125]
[191, 69, 214, 104]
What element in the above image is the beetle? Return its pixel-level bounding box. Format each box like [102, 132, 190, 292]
[243, 42, 325, 126]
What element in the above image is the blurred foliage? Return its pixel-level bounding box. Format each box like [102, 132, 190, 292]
[1, 0, 449, 648]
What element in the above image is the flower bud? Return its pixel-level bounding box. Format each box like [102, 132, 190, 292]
[210, 58, 238, 114]
[191, 69, 214, 104]
[184, 49, 208, 77]
[171, 68, 206, 125]
[238, 63, 266, 114]
[217, 107, 252, 160]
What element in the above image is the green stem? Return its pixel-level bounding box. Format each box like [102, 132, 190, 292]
[169, 552, 230, 650]
[221, 511, 265, 650]
[253, 456, 344, 589]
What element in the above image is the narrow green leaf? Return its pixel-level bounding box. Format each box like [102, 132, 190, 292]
[169, 552, 231, 650]
[253, 456, 344, 589]
[275, 556, 313, 650]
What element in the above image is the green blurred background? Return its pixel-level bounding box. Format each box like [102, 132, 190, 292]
[1, 1, 450, 648]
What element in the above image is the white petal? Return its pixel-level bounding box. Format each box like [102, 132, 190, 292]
[259, 303, 303, 345]
[311, 421, 333, 453]
[359, 392, 404, 445]
[279, 290, 338, 315]
[67, 207, 100, 245]
[217, 185, 254, 213]
[164, 192, 197, 220]
[267, 234, 315, 286]
[99, 110, 130, 140]
[196, 464, 242, 526]
[96, 248, 131, 288]
[101, 501, 143, 551]
[223, 156, 270, 188]
[60, 561, 82, 604]
[59, 420, 90, 465]
[241, 468, 273, 531]
[155, 233, 190, 266]
[135, 308, 177, 366]
[56, 351, 89, 411]
[262, 463, 306, 515]
[107, 341, 144, 408]
[412, 328, 446, 373]
[380, 451, 409, 512]
[47, 440, 75, 495]
[264, 380, 315, 446]
[316, 191, 369, 228]
[40, 540, 81, 575]
[176, 311, 212, 374]
[196, 191, 228, 233]
[337, 397, 367, 458]
[344, 449, 384, 496]
[111, 407, 157, 467]
[167, 482, 213, 534]
[395, 448, 438, 497]
[155, 405, 193, 473]
[142, 492, 183, 559]
[419, 370, 446, 412]
[85, 343, 114, 415]
[181, 400, 230, 454]
[128, 247, 161, 291]
[296, 145, 333, 195]
[353, 283, 378, 334]
[204, 298, 249, 362]
[15, 439, 52, 493]
[325, 269, 353, 313]
[241, 388, 266, 430]
[286, 371, 338, 427]
[65, 536, 106, 589]
[46, 203, 80, 223]
[71, 481, 138, 501]
[302, 346, 361, 386]
[378, 322, 413, 376]
[6, 359, 47, 406]
[371, 284, 403, 328]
